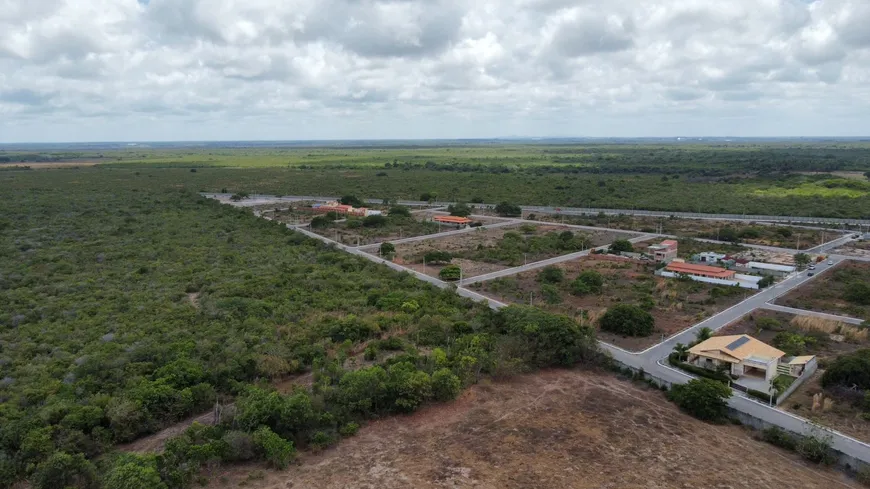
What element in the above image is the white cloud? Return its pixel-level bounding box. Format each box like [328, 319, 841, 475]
[0, 0, 869, 141]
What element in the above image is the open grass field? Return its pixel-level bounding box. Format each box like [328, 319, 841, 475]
[196, 369, 860, 489]
[470, 255, 748, 351]
[777, 261, 870, 320]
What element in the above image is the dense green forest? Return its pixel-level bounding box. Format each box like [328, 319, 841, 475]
[0, 169, 604, 488]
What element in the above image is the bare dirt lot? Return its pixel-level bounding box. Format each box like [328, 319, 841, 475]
[835, 241, 870, 259]
[389, 224, 636, 279]
[777, 260, 870, 320]
[469, 255, 748, 351]
[202, 370, 859, 489]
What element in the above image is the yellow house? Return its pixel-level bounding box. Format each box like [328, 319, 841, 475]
[687, 335, 786, 383]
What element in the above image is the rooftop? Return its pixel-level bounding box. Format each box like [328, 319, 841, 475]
[689, 335, 785, 364]
[433, 215, 472, 224]
[788, 356, 815, 365]
[746, 261, 796, 273]
[666, 261, 735, 279]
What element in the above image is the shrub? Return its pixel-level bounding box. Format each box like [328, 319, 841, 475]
[447, 202, 472, 217]
[252, 426, 295, 469]
[845, 282, 870, 305]
[32, 452, 98, 489]
[496, 305, 600, 368]
[310, 215, 332, 229]
[386, 362, 433, 412]
[747, 389, 775, 404]
[388, 206, 411, 217]
[431, 368, 462, 401]
[537, 265, 564, 284]
[379, 242, 396, 256]
[761, 427, 796, 450]
[573, 270, 604, 294]
[424, 250, 452, 264]
[103, 458, 167, 489]
[439, 265, 462, 281]
[540, 284, 562, 304]
[222, 430, 257, 462]
[599, 304, 655, 337]
[667, 353, 731, 383]
[756, 317, 782, 330]
[821, 349, 870, 390]
[609, 239, 634, 254]
[340, 195, 364, 207]
[668, 378, 732, 421]
[796, 434, 835, 465]
[362, 215, 387, 228]
[758, 275, 775, 288]
[494, 202, 522, 217]
[339, 422, 360, 437]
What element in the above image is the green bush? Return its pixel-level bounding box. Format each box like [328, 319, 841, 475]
[540, 284, 562, 304]
[424, 250, 452, 264]
[439, 265, 462, 281]
[845, 282, 870, 305]
[32, 452, 98, 489]
[431, 368, 462, 401]
[379, 242, 396, 255]
[796, 434, 835, 465]
[609, 239, 634, 254]
[667, 353, 731, 383]
[447, 202, 472, 217]
[747, 389, 775, 404]
[252, 426, 295, 469]
[599, 304, 655, 337]
[573, 270, 604, 294]
[821, 349, 870, 390]
[388, 206, 411, 217]
[761, 427, 796, 451]
[537, 265, 564, 284]
[494, 202, 522, 217]
[363, 215, 388, 227]
[668, 379, 732, 421]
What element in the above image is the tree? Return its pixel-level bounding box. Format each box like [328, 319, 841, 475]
[794, 253, 812, 270]
[447, 202, 472, 217]
[431, 368, 462, 401]
[229, 192, 249, 202]
[609, 239, 633, 254]
[668, 378, 732, 421]
[439, 265, 462, 281]
[386, 362, 433, 412]
[695, 327, 713, 342]
[252, 426, 296, 469]
[379, 242, 395, 256]
[494, 202, 522, 217]
[758, 275, 775, 288]
[310, 215, 332, 229]
[497, 305, 600, 367]
[388, 205, 411, 218]
[424, 250, 452, 264]
[571, 270, 604, 295]
[420, 192, 437, 203]
[537, 265, 564, 284]
[599, 304, 655, 337]
[718, 227, 739, 242]
[103, 457, 167, 489]
[340, 195, 364, 207]
[32, 452, 98, 489]
[673, 343, 689, 361]
[362, 214, 387, 227]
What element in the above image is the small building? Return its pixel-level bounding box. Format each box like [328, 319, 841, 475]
[433, 215, 471, 227]
[784, 356, 817, 377]
[688, 335, 786, 384]
[698, 252, 726, 264]
[743, 261, 796, 278]
[648, 239, 678, 262]
[666, 262, 736, 280]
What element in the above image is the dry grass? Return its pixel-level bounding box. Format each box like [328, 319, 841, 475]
[790, 316, 868, 342]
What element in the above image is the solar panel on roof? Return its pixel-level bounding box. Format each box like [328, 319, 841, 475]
[725, 336, 750, 351]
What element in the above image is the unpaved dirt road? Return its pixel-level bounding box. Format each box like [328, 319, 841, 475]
[203, 369, 859, 489]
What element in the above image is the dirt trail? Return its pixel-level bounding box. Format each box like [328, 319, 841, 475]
[203, 370, 860, 489]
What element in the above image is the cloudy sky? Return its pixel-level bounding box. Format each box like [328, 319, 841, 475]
[1, 0, 869, 142]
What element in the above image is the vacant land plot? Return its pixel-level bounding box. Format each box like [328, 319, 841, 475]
[201, 369, 858, 489]
[777, 261, 870, 320]
[834, 241, 870, 259]
[718, 310, 866, 363]
[388, 224, 637, 279]
[470, 255, 747, 351]
[534, 213, 830, 250]
[784, 371, 870, 445]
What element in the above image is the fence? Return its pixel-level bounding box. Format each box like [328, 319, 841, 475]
[776, 358, 819, 406]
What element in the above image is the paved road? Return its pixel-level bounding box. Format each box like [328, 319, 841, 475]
[202, 193, 870, 225]
[760, 303, 865, 325]
[232, 197, 870, 464]
[807, 234, 856, 254]
[460, 234, 658, 286]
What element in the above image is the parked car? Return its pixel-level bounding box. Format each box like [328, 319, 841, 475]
[808, 272, 815, 276]
[809, 264, 816, 270]
[828, 260, 834, 265]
